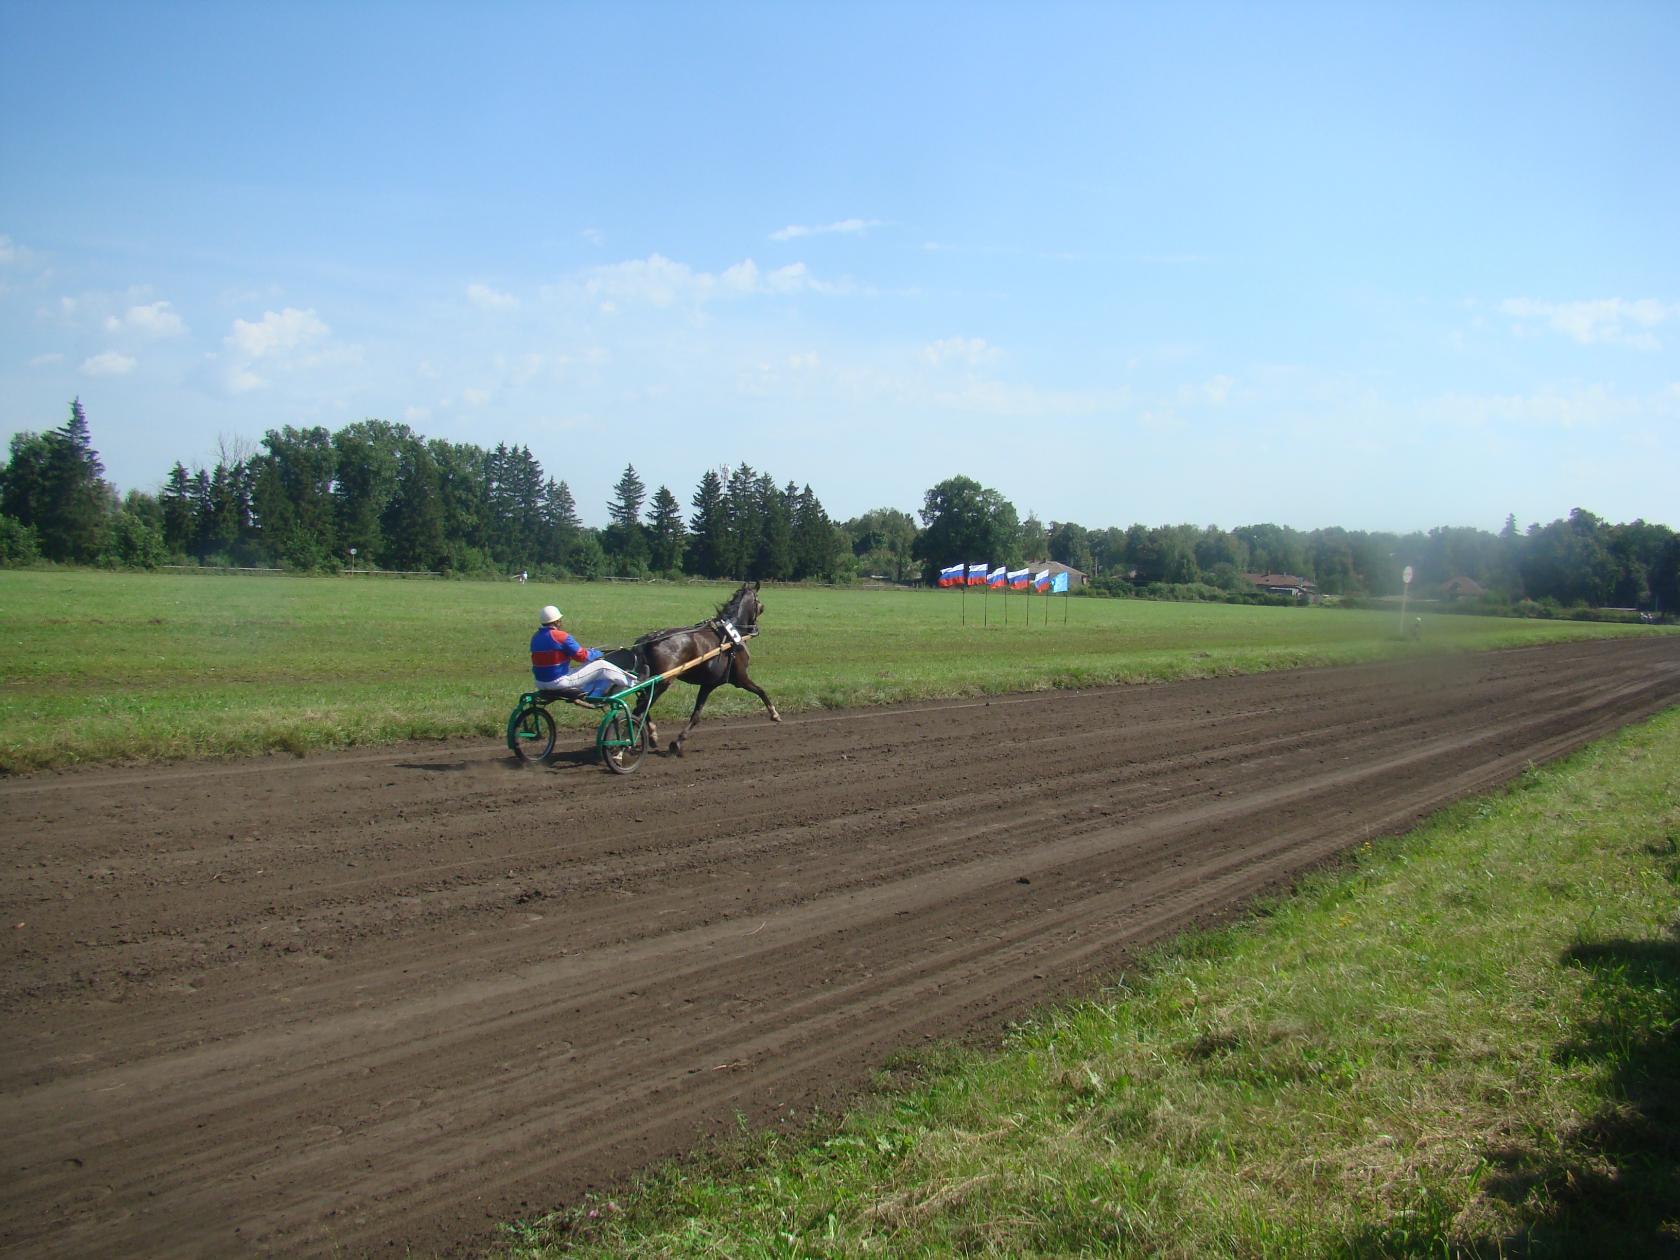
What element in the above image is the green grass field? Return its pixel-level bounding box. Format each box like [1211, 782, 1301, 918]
[0, 569, 1669, 772]
[501, 708, 1680, 1259]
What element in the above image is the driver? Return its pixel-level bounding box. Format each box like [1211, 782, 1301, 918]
[530, 605, 634, 697]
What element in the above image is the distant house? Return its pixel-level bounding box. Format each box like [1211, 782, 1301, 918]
[1244, 572, 1318, 601]
[1037, 560, 1087, 588]
[1440, 576, 1485, 601]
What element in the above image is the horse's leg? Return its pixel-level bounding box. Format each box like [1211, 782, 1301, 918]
[669, 683, 715, 757]
[637, 678, 670, 751]
[729, 659, 781, 723]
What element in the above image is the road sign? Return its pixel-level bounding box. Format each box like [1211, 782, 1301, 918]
[1402, 565, 1413, 585]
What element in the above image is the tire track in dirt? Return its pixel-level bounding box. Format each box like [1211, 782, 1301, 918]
[2, 636, 1677, 1257]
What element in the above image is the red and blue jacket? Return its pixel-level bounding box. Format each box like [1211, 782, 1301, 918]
[530, 625, 600, 686]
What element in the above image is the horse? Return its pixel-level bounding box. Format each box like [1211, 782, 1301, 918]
[621, 582, 781, 756]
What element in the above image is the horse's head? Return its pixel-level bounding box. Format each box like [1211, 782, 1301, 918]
[720, 581, 762, 629]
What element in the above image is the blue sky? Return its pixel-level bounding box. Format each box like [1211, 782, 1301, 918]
[2, 1, 1675, 534]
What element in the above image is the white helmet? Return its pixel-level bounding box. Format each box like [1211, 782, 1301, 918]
[539, 605, 562, 625]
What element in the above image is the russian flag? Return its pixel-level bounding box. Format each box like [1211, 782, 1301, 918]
[1008, 568, 1030, 590]
[967, 562, 988, 587]
[987, 566, 1007, 588]
[939, 562, 964, 588]
[1034, 569, 1051, 592]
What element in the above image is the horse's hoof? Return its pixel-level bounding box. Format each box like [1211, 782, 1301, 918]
[669, 741, 683, 757]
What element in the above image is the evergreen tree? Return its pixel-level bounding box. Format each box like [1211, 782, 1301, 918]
[646, 485, 687, 573]
[539, 478, 581, 567]
[546, 478, 580, 530]
[32, 399, 112, 563]
[792, 484, 836, 580]
[483, 443, 544, 566]
[723, 463, 761, 579]
[753, 475, 794, 580]
[160, 462, 195, 555]
[607, 464, 647, 529]
[602, 463, 649, 573]
[686, 468, 728, 578]
[200, 460, 252, 560]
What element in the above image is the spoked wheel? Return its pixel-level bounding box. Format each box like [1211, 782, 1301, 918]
[599, 707, 647, 774]
[510, 705, 557, 763]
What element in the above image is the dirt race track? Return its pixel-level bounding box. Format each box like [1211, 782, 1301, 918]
[3, 636, 1678, 1257]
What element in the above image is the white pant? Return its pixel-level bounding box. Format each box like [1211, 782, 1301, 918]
[561, 658, 634, 696]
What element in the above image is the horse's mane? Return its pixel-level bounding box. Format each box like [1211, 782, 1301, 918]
[633, 584, 758, 648]
[716, 583, 759, 627]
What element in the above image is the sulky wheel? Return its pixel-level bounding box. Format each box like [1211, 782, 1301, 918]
[510, 705, 557, 764]
[599, 707, 647, 775]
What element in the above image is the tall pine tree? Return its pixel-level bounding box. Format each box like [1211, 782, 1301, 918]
[604, 463, 648, 571]
[35, 399, 112, 563]
[646, 485, 686, 573]
[686, 468, 728, 578]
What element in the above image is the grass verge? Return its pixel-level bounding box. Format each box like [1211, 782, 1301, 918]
[498, 707, 1680, 1259]
[2, 570, 1670, 771]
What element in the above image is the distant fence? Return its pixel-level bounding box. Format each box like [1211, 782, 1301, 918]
[158, 565, 440, 579]
[159, 565, 284, 576]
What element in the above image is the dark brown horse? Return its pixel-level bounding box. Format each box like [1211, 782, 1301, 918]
[626, 582, 780, 756]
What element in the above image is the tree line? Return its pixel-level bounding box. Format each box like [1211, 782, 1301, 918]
[3, 403, 1676, 613]
[894, 475, 1679, 613]
[0, 401, 844, 581]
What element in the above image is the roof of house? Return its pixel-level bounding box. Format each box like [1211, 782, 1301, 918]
[1244, 572, 1316, 589]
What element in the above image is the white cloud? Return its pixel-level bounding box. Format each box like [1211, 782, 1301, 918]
[80, 351, 137, 377]
[219, 306, 354, 393]
[1178, 374, 1234, 406]
[581, 227, 605, 247]
[29, 352, 64, 367]
[923, 337, 1002, 367]
[227, 307, 330, 359]
[467, 282, 519, 311]
[770, 217, 881, 242]
[1500, 297, 1673, 349]
[584, 254, 705, 308]
[461, 387, 490, 407]
[1420, 384, 1645, 431]
[928, 378, 1128, 418]
[577, 253, 857, 309]
[105, 300, 187, 338]
[0, 233, 42, 271]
